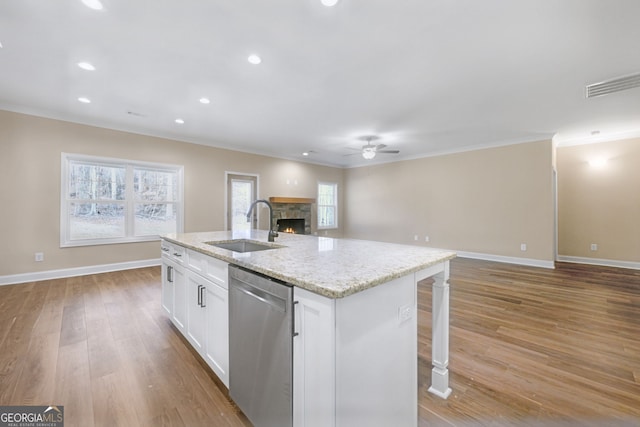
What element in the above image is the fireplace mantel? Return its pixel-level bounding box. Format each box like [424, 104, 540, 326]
[269, 197, 316, 204]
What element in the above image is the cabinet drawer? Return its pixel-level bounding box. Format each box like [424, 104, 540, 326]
[160, 240, 186, 263]
[187, 249, 206, 274]
[187, 249, 228, 289]
[206, 257, 228, 289]
[171, 245, 186, 263]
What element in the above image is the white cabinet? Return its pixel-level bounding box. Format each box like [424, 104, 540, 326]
[293, 273, 417, 427]
[186, 271, 207, 353]
[184, 268, 229, 388]
[186, 251, 230, 387]
[203, 278, 229, 386]
[293, 287, 336, 427]
[161, 240, 187, 333]
[161, 258, 173, 316]
[161, 240, 229, 388]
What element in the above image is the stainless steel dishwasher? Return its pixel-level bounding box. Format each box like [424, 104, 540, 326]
[228, 265, 294, 427]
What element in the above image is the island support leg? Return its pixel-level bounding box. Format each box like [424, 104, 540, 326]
[428, 261, 452, 399]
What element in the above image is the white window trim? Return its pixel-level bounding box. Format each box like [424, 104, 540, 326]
[60, 152, 184, 247]
[317, 181, 338, 230]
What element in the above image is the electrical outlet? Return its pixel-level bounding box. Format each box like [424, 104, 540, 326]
[414, 234, 418, 241]
[590, 243, 598, 251]
[425, 235, 430, 243]
[520, 243, 527, 252]
[398, 304, 412, 323]
[35, 252, 44, 262]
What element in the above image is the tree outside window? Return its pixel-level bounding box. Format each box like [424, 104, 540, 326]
[61, 153, 183, 247]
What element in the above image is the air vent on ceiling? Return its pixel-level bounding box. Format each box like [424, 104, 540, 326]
[586, 72, 640, 98]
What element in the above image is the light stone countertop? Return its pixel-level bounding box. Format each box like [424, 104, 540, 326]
[161, 230, 456, 298]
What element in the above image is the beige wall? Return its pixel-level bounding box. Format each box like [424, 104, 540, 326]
[557, 137, 640, 262]
[1, 108, 561, 278]
[343, 140, 555, 262]
[0, 110, 344, 276]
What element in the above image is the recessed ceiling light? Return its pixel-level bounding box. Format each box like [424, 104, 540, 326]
[175, 118, 185, 124]
[199, 97, 210, 104]
[77, 61, 95, 71]
[78, 97, 91, 104]
[247, 54, 262, 65]
[82, 0, 104, 10]
[321, 0, 339, 6]
[303, 152, 309, 156]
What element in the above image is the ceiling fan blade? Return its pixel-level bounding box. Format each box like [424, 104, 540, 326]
[378, 150, 400, 154]
[374, 144, 387, 150]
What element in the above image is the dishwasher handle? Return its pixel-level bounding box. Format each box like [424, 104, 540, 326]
[232, 280, 287, 313]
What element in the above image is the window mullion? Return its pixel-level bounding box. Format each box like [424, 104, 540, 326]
[126, 164, 135, 238]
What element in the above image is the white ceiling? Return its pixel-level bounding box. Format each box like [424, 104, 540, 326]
[1, 0, 640, 167]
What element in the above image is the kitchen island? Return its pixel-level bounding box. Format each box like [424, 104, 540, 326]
[161, 230, 456, 427]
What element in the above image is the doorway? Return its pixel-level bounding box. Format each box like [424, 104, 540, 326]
[226, 173, 258, 232]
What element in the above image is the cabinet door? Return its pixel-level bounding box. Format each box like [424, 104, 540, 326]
[204, 281, 229, 387]
[161, 261, 173, 316]
[186, 272, 206, 353]
[293, 287, 336, 427]
[171, 261, 187, 333]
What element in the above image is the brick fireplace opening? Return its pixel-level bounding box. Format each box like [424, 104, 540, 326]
[269, 197, 315, 235]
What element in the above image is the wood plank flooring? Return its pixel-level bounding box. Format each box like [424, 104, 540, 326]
[0, 268, 250, 427]
[1, 259, 639, 426]
[418, 259, 640, 426]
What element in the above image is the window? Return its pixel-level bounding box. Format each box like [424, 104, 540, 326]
[61, 153, 183, 247]
[318, 182, 338, 229]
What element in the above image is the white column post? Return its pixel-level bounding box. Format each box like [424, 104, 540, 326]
[428, 260, 452, 399]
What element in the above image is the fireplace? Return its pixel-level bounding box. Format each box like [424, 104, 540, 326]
[269, 197, 315, 235]
[277, 218, 305, 234]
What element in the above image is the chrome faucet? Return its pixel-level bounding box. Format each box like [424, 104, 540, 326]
[246, 199, 279, 242]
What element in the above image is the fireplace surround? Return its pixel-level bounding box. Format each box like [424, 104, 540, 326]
[269, 197, 315, 235]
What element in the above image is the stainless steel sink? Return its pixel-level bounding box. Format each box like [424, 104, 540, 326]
[205, 239, 283, 253]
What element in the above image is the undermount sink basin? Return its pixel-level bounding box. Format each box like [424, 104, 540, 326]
[205, 239, 283, 253]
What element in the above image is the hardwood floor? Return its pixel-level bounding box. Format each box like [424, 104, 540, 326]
[418, 259, 640, 426]
[1, 259, 639, 426]
[0, 268, 250, 427]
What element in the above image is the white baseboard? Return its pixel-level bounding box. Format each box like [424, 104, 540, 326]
[556, 255, 640, 270]
[3, 253, 635, 287]
[0, 258, 162, 286]
[456, 251, 555, 269]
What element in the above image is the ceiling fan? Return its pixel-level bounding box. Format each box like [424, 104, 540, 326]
[347, 136, 400, 160]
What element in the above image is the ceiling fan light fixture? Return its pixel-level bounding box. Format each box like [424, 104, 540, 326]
[362, 148, 376, 160]
[247, 54, 262, 65]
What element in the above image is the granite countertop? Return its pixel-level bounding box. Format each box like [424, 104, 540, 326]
[161, 230, 456, 298]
